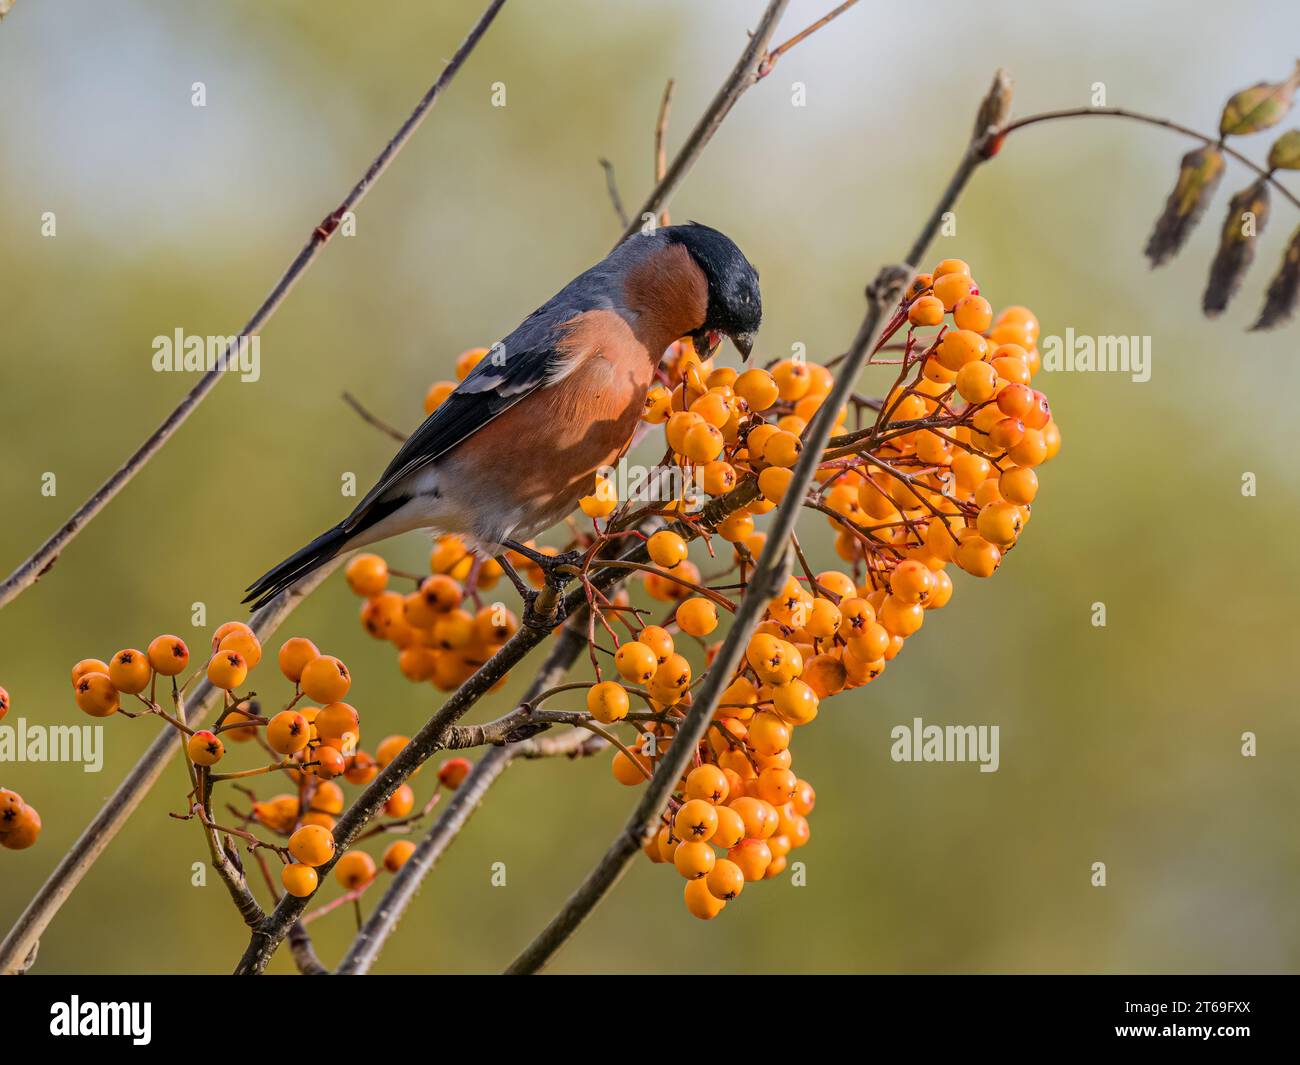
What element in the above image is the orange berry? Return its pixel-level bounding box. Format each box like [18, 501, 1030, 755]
[890, 559, 936, 605]
[147, 636, 190, 677]
[932, 271, 974, 311]
[673, 839, 716, 880]
[385, 783, 415, 818]
[455, 346, 490, 379]
[907, 294, 945, 327]
[730, 796, 778, 840]
[383, 839, 417, 872]
[772, 359, 811, 401]
[762, 430, 802, 469]
[757, 465, 794, 504]
[267, 710, 312, 755]
[953, 294, 992, 332]
[206, 650, 248, 691]
[300, 655, 350, 703]
[187, 729, 225, 766]
[706, 858, 745, 901]
[955, 536, 1002, 577]
[711, 804, 746, 849]
[212, 621, 254, 650]
[423, 380, 455, 414]
[614, 641, 657, 684]
[674, 799, 719, 843]
[345, 554, 389, 597]
[728, 838, 773, 881]
[1008, 427, 1048, 467]
[653, 653, 692, 693]
[932, 257, 971, 278]
[647, 530, 688, 569]
[879, 595, 924, 637]
[315, 702, 359, 745]
[756, 766, 797, 807]
[310, 745, 347, 779]
[587, 680, 630, 724]
[639, 625, 675, 663]
[685, 764, 729, 804]
[70, 658, 110, 686]
[375, 734, 410, 768]
[684, 877, 727, 919]
[771, 679, 819, 726]
[937, 328, 988, 371]
[681, 421, 724, 463]
[335, 850, 378, 891]
[702, 460, 737, 495]
[222, 709, 259, 742]
[955, 360, 998, 403]
[802, 653, 847, 698]
[675, 598, 718, 638]
[438, 757, 471, 789]
[288, 824, 336, 867]
[281, 863, 318, 898]
[734, 368, 780, 411]
[218, 630, 262, 671]
[107, 649, 151, 695]
[611, 749, 649, 785]
[312, 780, 345, 815]
[345, 750, 378, 785]
[977, 501, 1024, 547]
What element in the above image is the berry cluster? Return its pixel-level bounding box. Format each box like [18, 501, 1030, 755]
[577, 257, 1059, 917]
[66, 623, 472, 915]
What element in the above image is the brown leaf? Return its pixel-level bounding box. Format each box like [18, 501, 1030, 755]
[1203, 179, 1270, 317]
[1144, 145, 1225, 267]
[1250, 224, 1300, 330]
[1220, 60, 1300, 137]
[1267, 129, 1300, 170]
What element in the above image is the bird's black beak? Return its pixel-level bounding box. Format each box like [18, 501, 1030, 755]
[732, 331, 755, 361]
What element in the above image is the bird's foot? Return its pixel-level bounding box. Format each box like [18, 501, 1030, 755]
[521, 588, 570, 630]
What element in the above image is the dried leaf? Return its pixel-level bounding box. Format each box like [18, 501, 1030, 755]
[1144, 145, 1225, 267]
[973, 68, 1014, 143]
[1250, 224, 1300, 330]
[1203, 179, 1270, 317]
[1220, 61, 1300, 137]
[1267, 129, 1300, 170]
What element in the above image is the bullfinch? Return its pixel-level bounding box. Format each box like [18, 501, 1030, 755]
[244, 222, 761, 612]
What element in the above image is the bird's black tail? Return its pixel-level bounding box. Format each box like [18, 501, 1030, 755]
[243, 523, 351, 612]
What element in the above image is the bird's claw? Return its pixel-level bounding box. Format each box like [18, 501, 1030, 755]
[522, 589, 569, 630]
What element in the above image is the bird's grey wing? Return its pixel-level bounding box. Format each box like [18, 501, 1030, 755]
[341, 295, 605, 534]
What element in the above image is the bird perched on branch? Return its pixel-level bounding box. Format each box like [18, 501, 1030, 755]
[245, 222, 761, 614]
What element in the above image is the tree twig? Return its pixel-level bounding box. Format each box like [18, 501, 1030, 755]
[598, 158, 631, 229]
[0, 0, 508, 611]
[341, 391, 409, 443]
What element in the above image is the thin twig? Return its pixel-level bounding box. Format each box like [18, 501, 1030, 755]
[598, 158, 631, 229]
[342, 391, 409, 443]
[0, 0, 508, 611]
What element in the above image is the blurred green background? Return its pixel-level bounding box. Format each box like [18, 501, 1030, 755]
[2, 0, 1298, 974]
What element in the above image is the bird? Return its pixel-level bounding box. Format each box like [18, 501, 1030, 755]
[244, 222, 762, 614]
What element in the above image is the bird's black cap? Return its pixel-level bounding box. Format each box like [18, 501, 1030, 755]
[665, 222, 761, 359]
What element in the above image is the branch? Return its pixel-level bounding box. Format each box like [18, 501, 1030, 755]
[334, 623, 591, 974]
[503, 69, 1017, 976]
[0, 559, 341, 974]
[0, 0, 508, 612]
[598, 158, 631, 229]
[341, 391, 408, 443]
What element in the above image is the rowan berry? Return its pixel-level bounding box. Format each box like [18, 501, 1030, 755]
[383, 839, 416, 873]
[206, 650, 248, 691]
[955, 360, 998, 404]
[907, 295, 945, 327]
[335, 850, 377, 891]
[0, 803, 41, 850]
[803, 654, 847, 697]
[288, 824, 335, 867]
[756, 766, 798, 806]
[310, 746, 347, 779]
[684, 877, 727, 919]
[187, 730, 225, 766]
[587, 680, 630, 724]
[1023, 390, 1052, 430]
[684, 764, 728, 805]
[212, 621, 254, 649]
[932, 271, 974, 311]
[300, 655, 350, 703]
[675, 598, 718, 639]
[705, 858, 745, 901]
[147, 636, 190, 677]
[345, 554, 389, 597]
[345, 750, 378, 785]
[890, 559, 935, 605]
[673, 840, 716, 880]
[108, 649, 151, 696]
[265, 710, 311, 755]
[847, 621, 890, 663]
[312, 780, 345, 816]
[879, 596, 924, 637]
[0, 687, 7, 723]
[424, 380, 455, 414]
[977, 501, 1023, 546]
[643, 385, 672, 423]
[385, 783, 415, 818]
[71, 658, 110, 685]
[955, 536, 1002, 577]
[763, 430, 802, 468]
[580, 475, 619, 517]
[953, 294, 993, 332]
[772, 359, 811, 401]
[653, 653, 692, 693]
[933, 258, 971, 278]
[929, 569, 954, 608]
[728, 838, 773, 881]
[674, 799, 719, 843]
[1008, 427, 1048, 467]
[937, 328, 988, 371]
[222, 709, 259, 742]
[74, 672, 119, 717]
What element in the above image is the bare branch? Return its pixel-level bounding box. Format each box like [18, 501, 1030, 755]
[598, 158, 631, 229]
